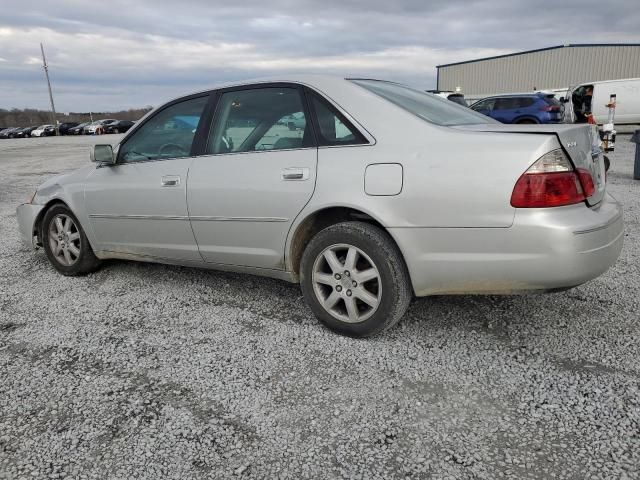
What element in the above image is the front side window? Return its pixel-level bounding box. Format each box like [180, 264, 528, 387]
[471, 98, 495, 111]
[353, 79, 495, 126]
[207, 87, 313, 154]
[308, 92, 367, 146]
[118, 96, 208, 163]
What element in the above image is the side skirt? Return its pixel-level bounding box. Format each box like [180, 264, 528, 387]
[94, 250, 299, 284]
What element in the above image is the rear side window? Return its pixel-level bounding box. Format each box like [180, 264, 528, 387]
[308, 92, 367, 146]
[495, 97, 535, 109]
[518, 98, 535, 108]
[543, 96, 562, 107]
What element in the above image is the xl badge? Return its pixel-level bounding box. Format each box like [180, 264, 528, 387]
[566, 141, 577, 148]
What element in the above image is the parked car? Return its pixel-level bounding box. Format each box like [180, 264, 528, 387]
[427, 90, 468, 106]
[470, 93, 564, 124]
[43, 125, 57, 136]
[56, 122, 80, 136]
[560, 78, 640, 124]
[42, 123, 80, 136]
[103, 120, 135, 134]
[68, 122, 90, 135]
[8, 127, 26, 138]
[16, 76, 622, 337]
[0, 127, 21, 138]
[84, 119, 118, 135]
[12, 126, 38, 138]
[30, 125, 54, 137]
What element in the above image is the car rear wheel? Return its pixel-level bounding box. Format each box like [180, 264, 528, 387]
[300, 221, 412, 337]
[41, 204, 101, 276]
[516, 119, 537, 124]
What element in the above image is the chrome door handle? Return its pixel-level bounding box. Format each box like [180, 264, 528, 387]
[161, 175, 180, 187]
[281, 167, 309, 181]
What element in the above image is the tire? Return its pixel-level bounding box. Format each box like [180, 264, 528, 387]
[41, 204, 101, 276]
[516, 119, 537, 124]
[300, 221, 412, 337]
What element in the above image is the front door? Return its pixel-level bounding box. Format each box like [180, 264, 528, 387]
[187, 85, 317, 270]
[84, 95, 210, 261]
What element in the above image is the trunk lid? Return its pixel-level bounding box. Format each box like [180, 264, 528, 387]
[454, 123, 606, 206]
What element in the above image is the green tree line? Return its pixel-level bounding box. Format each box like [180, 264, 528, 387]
[0, 107, 153, 129]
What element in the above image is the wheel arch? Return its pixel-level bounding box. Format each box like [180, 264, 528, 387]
[514, 116, 540, 124]
[286, 206, 411, 283]
[34, 199, 81, 248]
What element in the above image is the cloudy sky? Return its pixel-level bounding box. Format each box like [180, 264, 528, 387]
[1, 0, 638, 112]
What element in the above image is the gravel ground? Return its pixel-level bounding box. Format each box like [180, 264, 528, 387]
[1, 134, 639, 480]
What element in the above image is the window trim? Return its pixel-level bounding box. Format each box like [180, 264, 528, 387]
[471, 98, 496, 111]
[304, 87, 370, 148]
[203, 82, 318, 157]
[115, 92, 215, 165]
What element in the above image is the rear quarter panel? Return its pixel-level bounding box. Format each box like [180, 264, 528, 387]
[295, 105, 559, 229]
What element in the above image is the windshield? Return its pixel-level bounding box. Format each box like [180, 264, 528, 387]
[351, 79, 496, 126]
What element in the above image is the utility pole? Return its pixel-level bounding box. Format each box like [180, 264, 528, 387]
[40, 43, 59, 136]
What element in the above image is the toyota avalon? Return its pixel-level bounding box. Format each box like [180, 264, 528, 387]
[16, 76, 623, 337]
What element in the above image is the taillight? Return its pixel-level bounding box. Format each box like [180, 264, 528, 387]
[511, 149, 594, 208]
[576, 168, 595, 197]
[540, 105, 561, 112]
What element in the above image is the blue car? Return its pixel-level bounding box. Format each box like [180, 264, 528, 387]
[470, 93, 564, 124]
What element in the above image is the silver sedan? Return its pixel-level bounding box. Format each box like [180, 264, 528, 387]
[16, 76, 624, 337]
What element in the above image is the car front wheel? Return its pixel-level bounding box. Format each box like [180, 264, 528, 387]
[300, 221, 412, 337]
[41, 204, 101, 276]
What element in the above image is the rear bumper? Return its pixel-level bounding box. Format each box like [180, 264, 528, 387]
[16, 203, 45, 249]
[391, 193, 624, 296]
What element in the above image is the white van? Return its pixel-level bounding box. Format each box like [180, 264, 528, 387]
[561, 78, 640, 124]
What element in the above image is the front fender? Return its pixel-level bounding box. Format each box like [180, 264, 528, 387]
[30, 168, 99, 254]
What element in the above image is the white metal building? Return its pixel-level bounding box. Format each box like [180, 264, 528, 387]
[436, 44, 640, 101]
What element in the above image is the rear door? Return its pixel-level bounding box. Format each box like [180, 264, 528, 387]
[492, 97, 520, 123]
[187, 84, 317, 270]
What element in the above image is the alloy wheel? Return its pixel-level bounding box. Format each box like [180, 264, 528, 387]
[48, 214, 81, 266]
[311, 243, 382, 323]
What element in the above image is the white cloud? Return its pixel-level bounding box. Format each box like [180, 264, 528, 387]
[0, 1, 638, 111]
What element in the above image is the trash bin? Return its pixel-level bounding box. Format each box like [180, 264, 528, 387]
[632, 130, 640, 180]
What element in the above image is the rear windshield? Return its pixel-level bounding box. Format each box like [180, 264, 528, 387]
[351, 79, 495, 126]
[447, 94, 468, 106]
[543, 96, 562, 106]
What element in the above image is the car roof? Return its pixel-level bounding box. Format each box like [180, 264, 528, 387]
[133, 74, 373, 126]
[159, 74, 368, 107]
[483, 93, 547, 99]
